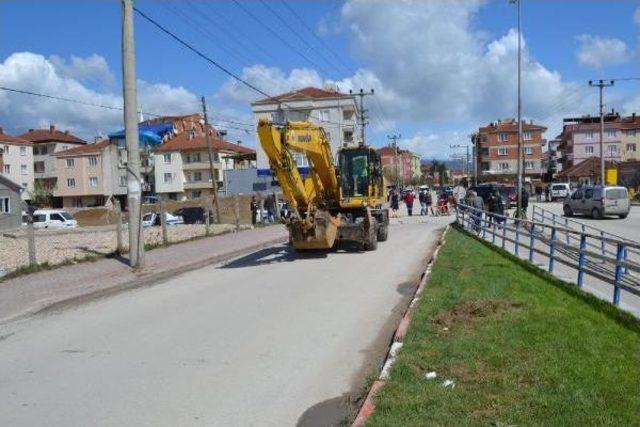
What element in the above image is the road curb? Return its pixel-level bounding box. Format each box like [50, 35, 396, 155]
[352, 225, 450, 427]
[1, 235, 287, 325]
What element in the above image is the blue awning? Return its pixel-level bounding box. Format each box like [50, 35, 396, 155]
[108, 123, 174, 147]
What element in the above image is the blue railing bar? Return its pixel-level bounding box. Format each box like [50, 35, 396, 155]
[549, 227, 557, 273]
[529, 223, 536, 263]
[577, 234, 587, 287]
[614, 243, 625, 305]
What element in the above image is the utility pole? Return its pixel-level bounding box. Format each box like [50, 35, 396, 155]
[388, 133, 401, 188]
[589, 79, 614, 185]
[121, 0, 144, 268]
[201, 96, 221, 223]
[509, 0, 524, 218]
[351, 89, 374, 146]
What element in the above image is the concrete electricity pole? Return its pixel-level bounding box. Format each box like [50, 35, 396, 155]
[351, 89, 374, 146]
[201, 96, 221, 223]
[589, 79, 614, 185]
[387, 133, 401, 187]
[121, 0, 144, 268]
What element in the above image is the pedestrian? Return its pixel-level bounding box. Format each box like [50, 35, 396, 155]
[544, 186, 550, 202]
[250, 195, 258, 225]
[489, 189, 505, 226]
[264, 194, 275, 223]
[426, 190, 433, 214]
[470, 190, 484, 232]
[389, 189, 399, 218]
[518, 187, 530, 217]
[404, 190, 415, 216]
[535, 186, 542, 202]
[419, 190, 429, 216]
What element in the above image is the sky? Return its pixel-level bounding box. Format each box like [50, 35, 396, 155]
[1, 0, 639, 161]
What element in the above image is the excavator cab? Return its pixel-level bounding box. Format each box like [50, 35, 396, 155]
[338, 147, 384, 207]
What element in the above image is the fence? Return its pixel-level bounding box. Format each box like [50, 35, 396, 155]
[455, 204, 640, 308]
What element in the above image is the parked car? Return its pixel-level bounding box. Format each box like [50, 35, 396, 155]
[563, 185, 630, 219]
[497, 185, 517, 207]
[142, 212, 184, 227]
[550, 183, 571, 201]
[173, 207, 207, 224]
[31, 209, 78, 229]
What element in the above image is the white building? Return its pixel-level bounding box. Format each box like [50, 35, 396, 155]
[251, 86, 361, 174]
[0, 127, 34, 200]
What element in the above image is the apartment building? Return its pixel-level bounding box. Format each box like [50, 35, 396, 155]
[53, 139, 128, 208]
[619, 114, 640, 162]
[0, 127, 34, 200]
[153, 129, 255, 201]
[474, 119, 547, 176]
[378, 146, 421, 183]
[251, 86, 361, 174]
[18, 125, 86, 196]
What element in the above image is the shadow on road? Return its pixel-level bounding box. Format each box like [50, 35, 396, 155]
[219, 245, 329, 269]
[77, 246, 130, 266]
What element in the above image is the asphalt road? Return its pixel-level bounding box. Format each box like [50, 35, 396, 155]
[0, 213, 449, 427]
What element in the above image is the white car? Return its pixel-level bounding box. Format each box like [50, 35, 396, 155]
[142, 212, 184, 227]
[550, 183, 571, 201]
[31, 209, 78, 229]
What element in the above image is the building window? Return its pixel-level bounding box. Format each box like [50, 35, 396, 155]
[3, 145, 9, 154]
[0, 197, 9, 213]
[186, 152, 201, 163]
[89, 177, 98, 187]
[20, 164, 27, 175]
[318, 109, 330, 122]
[343, 130, 354, 143]
[498, 133, 508, 142]
[585, 145, 594, 154]
[34, 161, 45, 173]
[625, 129, 637, 137]
[20, 146, 26, 156]
[525, 161, 534, 170]
[163, 172, 173, 184]
[608, 145, 618, 155]
[191, 190, 202, 199]
[585, 132, 594, 139]
[120, 175, 127, 187]
[163, 153, 171, 164]
[524, 146, 533, 155]
[3, 164, 10, 174]
[74, 198, 82, 208]
[523, 131, 532, 141]
[626, 143, 637, 152]
[67, 178, 76, 187]
[499, 162, 510, 170]
[606, 129, 617, 138]
[343, 109, 355, 121]
[66, 158, 75, 168]
[498, 147, 508, 156]
[88, 156, 98, 167]
[193, 171, 202, 182]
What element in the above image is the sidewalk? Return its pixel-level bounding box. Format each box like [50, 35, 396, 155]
[0, 225, 288, 324]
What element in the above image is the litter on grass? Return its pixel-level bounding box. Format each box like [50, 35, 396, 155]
[425, 371, 437, 380]
[442, 379, 455, 389]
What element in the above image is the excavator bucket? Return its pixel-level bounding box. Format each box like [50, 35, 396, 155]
[288, 210, 340, 250]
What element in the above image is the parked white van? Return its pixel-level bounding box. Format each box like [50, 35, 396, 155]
[550, 183, 571, 201]
[32, 209, 78, 229]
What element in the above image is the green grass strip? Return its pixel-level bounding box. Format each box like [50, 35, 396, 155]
[368, 226, 640, 426]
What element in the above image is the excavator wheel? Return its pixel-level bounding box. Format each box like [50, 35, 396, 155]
[377, 224, 388, 242]
[363, 217, 378, 251]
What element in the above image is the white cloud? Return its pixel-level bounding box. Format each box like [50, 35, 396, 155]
[634, 7, 640, 26]
[575, 34, 630, 69]
[0, 52, 201, 139]
[48, 54, 115, 88]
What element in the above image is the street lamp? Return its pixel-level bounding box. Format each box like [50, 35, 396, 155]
[510, 0, 524, 218]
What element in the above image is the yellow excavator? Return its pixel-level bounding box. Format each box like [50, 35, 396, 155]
[257, 119, 389, 251]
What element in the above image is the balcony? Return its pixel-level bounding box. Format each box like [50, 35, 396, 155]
[182, 161, 220, 171]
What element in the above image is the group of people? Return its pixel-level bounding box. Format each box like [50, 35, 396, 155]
[250, 193, 280, 225]
[463, 188, 530, 232]
[388, 188, 452, 218]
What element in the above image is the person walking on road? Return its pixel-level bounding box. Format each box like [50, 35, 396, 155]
[419, 189, 429, 216]
[264, 194, 275, 223]
[469, 190, 484, 232]
[518, 188, 530, 218]
[404, 190, 415, 216]
[250, 196, 258, 225]
[488, 190, 505, 226]
[389, 189, 399, 218]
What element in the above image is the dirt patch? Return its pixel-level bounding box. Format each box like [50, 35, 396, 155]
[434, 299, 524, 332]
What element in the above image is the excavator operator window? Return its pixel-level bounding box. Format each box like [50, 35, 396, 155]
[340, 150, 370, 198]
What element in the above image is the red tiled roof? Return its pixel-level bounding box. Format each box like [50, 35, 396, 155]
[252, 86, 347, 105]
[18, 125, 86, 144]
[154, 131, 255, 155]
[54, 139, 111, 157]
[0, 127, 32, 145]
[479, 120, 547, 133]
[559, 156, 615, 178]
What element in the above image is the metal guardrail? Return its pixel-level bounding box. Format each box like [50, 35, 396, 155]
[532, 205, 640, 262]
[455, 204, 640, 306]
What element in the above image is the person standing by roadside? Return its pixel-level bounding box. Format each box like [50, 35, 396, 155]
[470, 190, 484, 232]
[404, 190, 415, 216]
[419, 189, 429, 216]
[264, 194, 275, 223]
[544, 186, 550, 202]
[489, 189, 505, 226]
[250, 196, 258, 225]
[519, 188, 530, 218]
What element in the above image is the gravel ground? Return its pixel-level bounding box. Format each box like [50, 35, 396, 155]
[0, 224, 245, 274]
